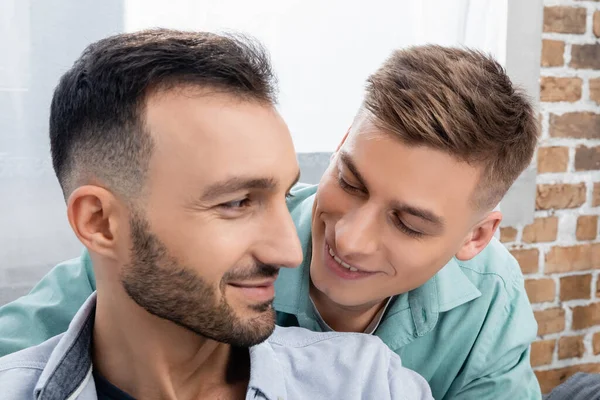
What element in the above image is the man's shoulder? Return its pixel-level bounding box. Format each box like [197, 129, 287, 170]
[57, 251, 95, 281]
[267, 326, 394, 374]
[31, 250, 95, 290]
[0, 335, 61, 398]
[266, 326, 432, 398]
[269, 325, 389, 349]
[0, 334, 60, 372]
[0, 251, 96, 358]
[286, 183, 317, 215]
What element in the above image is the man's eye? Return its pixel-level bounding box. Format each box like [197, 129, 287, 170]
[337, 175, 363, 194]
[392, 214, 425, 239]
[220, 198, 251, 209]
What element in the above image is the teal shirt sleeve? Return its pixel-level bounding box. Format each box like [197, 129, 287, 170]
[0, 252, 96, 357]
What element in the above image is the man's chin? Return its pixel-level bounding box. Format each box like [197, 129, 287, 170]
[248, 299, 275, 313]
[231, 306, 276, 344]
[239, 304, 276, 326]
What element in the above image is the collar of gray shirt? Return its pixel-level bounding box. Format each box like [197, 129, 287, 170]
[29, 292, 286, 400]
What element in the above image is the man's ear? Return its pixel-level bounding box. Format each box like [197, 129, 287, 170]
[455, 211, 502, 261]
[66, 185, 123, 260]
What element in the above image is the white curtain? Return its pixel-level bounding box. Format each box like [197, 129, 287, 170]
[0, 0, 507, 304]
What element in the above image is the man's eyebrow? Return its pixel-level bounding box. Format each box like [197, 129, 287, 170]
[339, 151, 368, 187]
[339, 150, 444, 228]
[200, 177, 278, 201]
[392, 201, 445, 229]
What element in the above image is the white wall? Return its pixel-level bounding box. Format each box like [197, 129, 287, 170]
[126, 0, 507, 152]
[0, 0, 123, 305]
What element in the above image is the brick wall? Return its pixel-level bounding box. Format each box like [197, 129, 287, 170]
[501, 0, 600, 394]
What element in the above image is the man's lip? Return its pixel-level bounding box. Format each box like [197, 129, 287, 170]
[325, 242, 370, 273]
[227, 278, 277, 288]
[227, 280, 276, 304]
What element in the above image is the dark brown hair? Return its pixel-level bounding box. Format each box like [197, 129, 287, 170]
[364, 45, 539, 208]
[50, 29, 276, 199]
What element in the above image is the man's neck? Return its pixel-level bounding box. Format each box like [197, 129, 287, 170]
[92, 287, 249, 400]
[309, 280, 388, 333]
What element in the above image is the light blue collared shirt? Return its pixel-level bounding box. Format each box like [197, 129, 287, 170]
[0, 292, 432, 400]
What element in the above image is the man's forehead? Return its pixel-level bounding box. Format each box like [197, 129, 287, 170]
[338, 129, 482, 221]
[348, 111, 382, 137]
[146, 94, 284, 157]
[146, 90, 244, 139]
[144, 96, 298, 191]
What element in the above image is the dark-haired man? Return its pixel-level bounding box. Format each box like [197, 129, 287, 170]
[0, 30, 432, 400]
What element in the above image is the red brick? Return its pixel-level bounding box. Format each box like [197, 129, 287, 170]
[543, 6, 587, 34]
[536, 183, 586, 210]
[575, 146, 600, 171]
[541, 40, 565, 67]
[534, 308, 565, 336]
[500, 227, 517, 243]
[594, 183, 600, 207]
[545, 244, 600, 273]
[570, 44, 600, 69]
[594, 332, 600, 355]
[590, 78, 600, 105]
[576, 215, 598, 241]
[560, 274, 592, 301]
[550, 113, 600, 139]
[531, 339, 555, 367]
[511, 249, 539, 274]
[525, 278, 556, 303]
[540, 77, 582, 102]
[537, 147, 569, 173]
[572, 302, 600, 330]
[522, 217, 559, 243]
[558, 335, 585, 359]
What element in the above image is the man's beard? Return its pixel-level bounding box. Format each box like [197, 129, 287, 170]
[121, 212, 279, 347]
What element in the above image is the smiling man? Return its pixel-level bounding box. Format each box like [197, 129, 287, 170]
[0, 42, 538, 399]
[278, 47, 541, 399]
[0, 30, 432, 400]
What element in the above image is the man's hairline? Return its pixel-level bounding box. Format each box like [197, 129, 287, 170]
[61, 82, 278, 203]
[347, 109, 506, 215]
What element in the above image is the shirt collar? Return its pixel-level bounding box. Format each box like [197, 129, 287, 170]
[34, 291, 288, 400]
[247, 328, 288, 400]
[35, 292, 96, 399]
[435, 257, 482, 312]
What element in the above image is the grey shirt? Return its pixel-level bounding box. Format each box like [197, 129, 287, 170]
[0, 292, 432, 400]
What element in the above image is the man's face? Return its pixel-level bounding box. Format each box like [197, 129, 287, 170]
[310, 114, 485, 308]
[120, 89, 302, 347]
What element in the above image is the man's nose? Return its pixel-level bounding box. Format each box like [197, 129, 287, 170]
[334, 207, 380, 260]
[256, 202, 304, 269]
